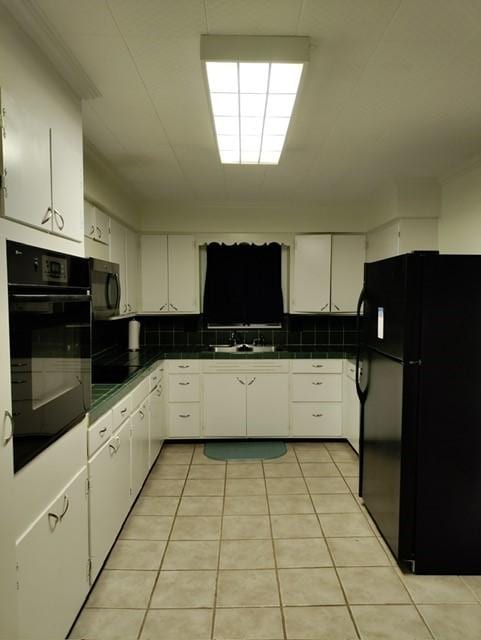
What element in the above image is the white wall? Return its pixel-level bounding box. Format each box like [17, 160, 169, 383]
[84, 144, 141, 230]
[438, 159, 481, 253]
[140, 201, 373, 234]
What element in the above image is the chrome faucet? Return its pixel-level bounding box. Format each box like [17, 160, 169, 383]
[229, 331, 242, 346]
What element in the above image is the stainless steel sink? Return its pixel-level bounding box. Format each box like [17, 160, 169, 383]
[210, 344, 276, 353]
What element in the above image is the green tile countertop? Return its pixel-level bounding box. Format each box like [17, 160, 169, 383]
[89, 347, 356, 424]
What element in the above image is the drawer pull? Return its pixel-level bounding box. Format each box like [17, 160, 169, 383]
[312, 382, 323, 386]
[312, 364, 324, 368]
[236, 377, 245, 385]
[121, 408, 127, 415]
[179, 414, 191, 418]
[59, 496, 69, 521]
[179, 382, 190, 386]
[48, 512, 59, 530]
[139, 410, 145, 419]
[178, 364, 190, 369]
[99, 427, 107, 436]
[312, 413, 323, 417]
[247, 377, 256, 386]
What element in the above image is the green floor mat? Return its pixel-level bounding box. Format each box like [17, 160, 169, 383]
[204, 440, 287, 461]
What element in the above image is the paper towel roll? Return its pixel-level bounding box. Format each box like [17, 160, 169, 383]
[128, 319, 140, 351]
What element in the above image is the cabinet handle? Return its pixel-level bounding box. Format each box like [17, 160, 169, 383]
[48, 512, 59, 530]
[333, 304, 340, 311]
[320, 303, 328, 311]
[139, 410, 145, 419]
[247, 377, 256, 386]
[156, 387, 162, 396]
[312, 381, 323, 385]
[178, 365, 190, 369]
[59, 495, 69, 521]
[159, 304, 167, 311]
[179, 382, 190, 386]
[236, 377, 245, 385]
[41, 207, 52, 225]
[179, 414, 191, 418]
[53, 209, 64, 230]
[128, 304, 132, 311]
[170, 303, 178, 311]
[109, 438, 120, 453]
[3, 410, 13, 445]
[99, 427, 107, 436]
[96, 226, 101, 238]
[121, 408, 127, 415]
[312, 413, 323, 417]
[312, 364, 323, 368]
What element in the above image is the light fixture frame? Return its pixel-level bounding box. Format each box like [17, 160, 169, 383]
[200, 35, 310, 166]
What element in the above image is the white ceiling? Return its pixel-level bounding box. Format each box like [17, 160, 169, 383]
[34, 0, 481, 208]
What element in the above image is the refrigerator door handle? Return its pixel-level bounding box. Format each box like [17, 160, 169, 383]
[355, 286, 368, 404]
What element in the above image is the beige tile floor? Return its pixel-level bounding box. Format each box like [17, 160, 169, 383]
[70, 441, 481, 640]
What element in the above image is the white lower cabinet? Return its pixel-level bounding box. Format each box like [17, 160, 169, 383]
[291, 403, 342, 437]
[16, 468, 89, 640]
[88, 419, 131, 582]
[342, 361, 360, 453]
[169, 403, 201, 437]
[131, 399, 150, 499]
[246, 374, 289, 436]
[149, 383, 165, 465]
[203, 374, 246, 437]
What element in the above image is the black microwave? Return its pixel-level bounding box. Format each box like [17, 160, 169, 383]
[89, 258, 120, 320]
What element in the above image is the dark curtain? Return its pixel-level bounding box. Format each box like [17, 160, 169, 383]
[203, 243, 283, 324]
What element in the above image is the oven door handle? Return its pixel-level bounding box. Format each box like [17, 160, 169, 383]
[11, 294, 91, 302]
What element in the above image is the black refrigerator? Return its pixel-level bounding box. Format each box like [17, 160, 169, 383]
[357, 252, 481, 574]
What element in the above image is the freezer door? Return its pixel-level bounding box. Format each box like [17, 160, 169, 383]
[364, 255, 421, 362]
[361, 350, 405, 558]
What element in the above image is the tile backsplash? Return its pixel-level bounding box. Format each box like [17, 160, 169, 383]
[137, 314, 358, 350]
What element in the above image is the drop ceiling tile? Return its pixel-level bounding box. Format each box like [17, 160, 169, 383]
[205, 0, 303, 35]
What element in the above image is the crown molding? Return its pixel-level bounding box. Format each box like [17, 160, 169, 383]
[1, 0, 101, 100]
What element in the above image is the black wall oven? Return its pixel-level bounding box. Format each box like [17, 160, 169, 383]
[89, 258, 120, 320]
[7, 241, 91, 472]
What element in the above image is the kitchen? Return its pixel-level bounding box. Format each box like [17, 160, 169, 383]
[1, 1, 481, 639]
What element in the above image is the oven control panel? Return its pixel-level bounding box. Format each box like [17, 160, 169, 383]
[42, 255, 68, 283]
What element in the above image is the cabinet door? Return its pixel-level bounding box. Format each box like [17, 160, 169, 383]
[126, 228, 139, 313]
[89, 420, 131, 581]
[1, 89, 52, 232]
[16, 468, 89, 640]
[203, 375, 246, 437]
[50, 128, 83, 242]
[246, 374, 289, 436]
[131, 401, 150, 499]
[140, 235, 168, 312]
[168, 235, 198, 313]
[330, 235, 365, 312]
[84, 200, 96, 239]
[149, 384, 165, 466]
[109, 218, 127, 314]
[291, 235, 331, 312]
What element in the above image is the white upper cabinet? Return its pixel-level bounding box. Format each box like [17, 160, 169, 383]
[291, 235, 331, 313]
[140, 235, 169, 312]
[366, 218, 438, 263]
[140, 235, 199, 314]
[0, 90, 51, 232]
[168, 235, 198, 313]
[84, 201, 109, 246]
[0, 89, 83, 242]
[291, 234, 365, 314]
[330, 235, 366, 313]
[50, 129, 83, 242]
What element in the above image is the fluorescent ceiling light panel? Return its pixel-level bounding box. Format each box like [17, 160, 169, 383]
[201, 35, 309, 165]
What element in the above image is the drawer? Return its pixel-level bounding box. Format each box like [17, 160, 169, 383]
[168, 404, 201, 438]
[291, 359, 343, 374]
[167, 360, 200, 373]
[112, 394, 132, 431]
[202, 360, 289, 374]
[169, 375, 200, 403]
[291, 374, 342, 402]
[291, 403, 342, 437]
[88, 411, 113, 458]
[131, 377, 150, 410]
[149, 364, 164, 391]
